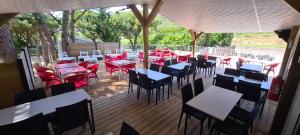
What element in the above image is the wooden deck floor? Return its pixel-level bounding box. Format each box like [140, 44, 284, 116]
[40, 63, 277, 135]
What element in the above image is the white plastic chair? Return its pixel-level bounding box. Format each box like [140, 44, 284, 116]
[78, 51, 91, 61]
[92, 50, 103, 60]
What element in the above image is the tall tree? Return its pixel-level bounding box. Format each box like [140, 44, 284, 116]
[69, 10, 87, 42]
[112, 12, 142, 50]
[33, 13, 57, 61]
[61, 10, 70, 53]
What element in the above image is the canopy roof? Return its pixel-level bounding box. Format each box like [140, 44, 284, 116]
[0, 0, 299, 33]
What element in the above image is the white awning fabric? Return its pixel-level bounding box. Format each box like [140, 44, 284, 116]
[0, 0, 299, 32]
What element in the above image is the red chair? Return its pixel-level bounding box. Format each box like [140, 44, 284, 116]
[87, 64, 100, 85]
[220, 57, 232, 67]
[178, 54, 191, 63]
[122, 52, 128, 60]
[79, 61, 88, 68]
[162, 50, 171, 57]
[64, 74, 89, 89]
[171, 52, 176, 58]
[104, 55, 113, 62]
[149, 50, 157, 56]
[35, 66, 55, 73]
[139, 52, 144, 62]
[264, 63, 280, 77]
[121, 63, 136, 73]
[37, 72, 62, 90]
[104, 62, 119, 75]
[154, 58, 165, 66]
[115, 55, 125, 60]
[238, 57, 248, 65]
[57, 60, 73, 64]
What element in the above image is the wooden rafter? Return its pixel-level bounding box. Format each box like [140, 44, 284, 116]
[285, 0, 300, 13]
[0, 13, 17, 27]
[129, 0, 163, 68]
[190, 30, 204, 57]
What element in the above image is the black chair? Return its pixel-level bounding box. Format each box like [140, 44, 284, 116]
[14, 88, 46, 105]
[149, 63, 160, 72]
[214, 74, 235, 91]
[186, 62, 197, 83]
[120, 122, 139, 135]
[193, 78, 204, 96]
[51, 82, 76, 96]
[178, 84, 207, 135]
[173, 65, 190, 88]
[188, 57, 197, 64]
[236, 80, 262, 104]
[54, 99, 94, 135]
[197, 55, 205, 60]
[0, 113, 50, 135]
[210, 104, 261, 135]
[171, 59, 178, 65]
[197, 59, 209, 77]
[224, 68, 240, 76]
[128, 70, 140, 94]
[138, 73, 159, 105]
[208, 56, 217, 74]
[160, 66, 173, 97]
[164, 60, 171, 66]
[245, 72, 267, 81]
[208, 56, 217, 61]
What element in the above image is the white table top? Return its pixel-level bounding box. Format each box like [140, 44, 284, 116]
[168, 62, 190, 70]
[111, 60, 132, 66]
[186, 86, 242, 121]
[240, 64, 263, 72]
[148, 56, 161, 59]
[136, 68, 170, 81]
[219, 73, 271, 91]
[0, 89, 91, 126]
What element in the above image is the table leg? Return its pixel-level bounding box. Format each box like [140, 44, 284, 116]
[88, 101, 96, 132]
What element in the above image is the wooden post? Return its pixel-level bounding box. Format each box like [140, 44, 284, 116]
[129, 0, 163, 68]
[279, 26, 299, 76]
[269, 26, 300, 134]
[190, 31, 203, 57]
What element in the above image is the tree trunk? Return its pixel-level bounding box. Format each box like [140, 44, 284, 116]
[0, 24, 17, 63]
[61, 10, 70, 53]
[33, 13, 57, 61]
[92, 40, 97, 50]
[36, 24, 50, 65]
[69, 10, 75, 43]
[204, 33, 211, 47]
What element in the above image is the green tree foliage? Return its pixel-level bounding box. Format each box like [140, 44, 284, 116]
[198, 33, 234, 47]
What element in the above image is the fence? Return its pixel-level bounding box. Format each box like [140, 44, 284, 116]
[69, 42, 120, 56]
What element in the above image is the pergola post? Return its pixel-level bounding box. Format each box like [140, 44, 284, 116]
[269, 25, 300, 134]
[129, 0, 163, 68]
[278, 26, 299, 76]
[190, 31, 203, 57]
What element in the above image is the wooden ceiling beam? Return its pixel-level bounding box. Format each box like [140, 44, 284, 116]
[128, 5, 145, 26]
[147, 0, 163, 26]
[0, 13, 17, 27]
[285, 0, 300, 13]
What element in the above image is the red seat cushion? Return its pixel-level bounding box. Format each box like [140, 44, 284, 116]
[74, 80, 87, 88]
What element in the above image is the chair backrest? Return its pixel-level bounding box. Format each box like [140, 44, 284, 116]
[193, 78, 204, 96]
[224, 68, 240, 76]
[120, 122, 140, 135]
[150, 63, 160, 72]
[164, 60, 171, 66]
[128, 70, 139, 84]
[80, 51, 89, 56]
[237, 80, 262, 103]
[171, 59, 178, 64]
[181, 84, 193, 106]
[161, 66, 172, 75]
[93, 50, 101, 55]
[55, 99, 90, 134]
[244, 104, 261, 128]
[208, 56, 217, 60]
[197, 55, 205, 60]
[87, 64, 99, 73]
[245, 72, 266, 81]
[57, 60, 74, 64]
[51, 82, 76, 96]
[188, 57, 197, 63]
[138, 73, 154, 90]
[14, 88, 46, 105]
[35, 66, 51, 73]
[215, 74, 235, 91]
[0, 113, 50, 135]
[188, 62, 197, 74]
[79, 61, 88, 68]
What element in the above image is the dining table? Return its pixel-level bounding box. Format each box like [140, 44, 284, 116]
[186, 86, 242, 121]
[55, 63, 79, 69]
[0, 89, 95, 131]
[240, 64, 263, 73]
[168, 62, 191, 71]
